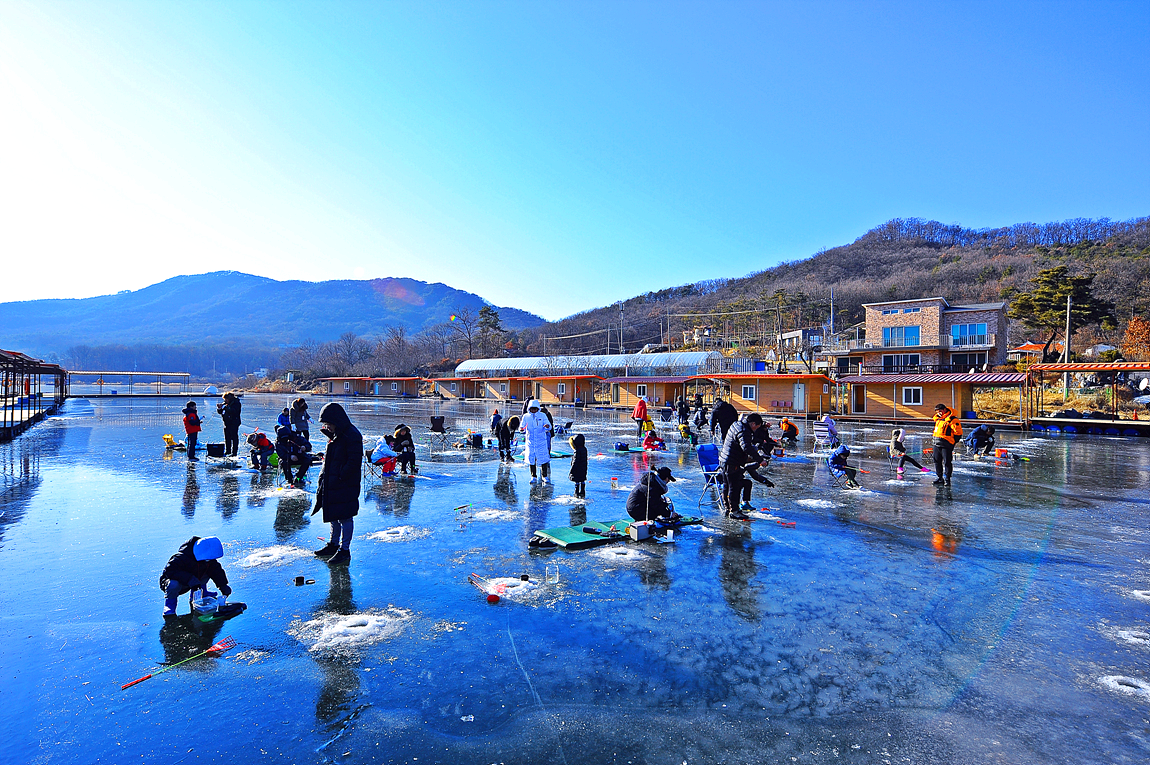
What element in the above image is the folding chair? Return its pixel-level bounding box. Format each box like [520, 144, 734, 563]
[429, 416, 450, 451]
[695, 443, 727, 512]
[812, 416, 839, 452]
[825, 456, 849, 489]
[554, 420, 574, 436]
[659, 409, 674, 423]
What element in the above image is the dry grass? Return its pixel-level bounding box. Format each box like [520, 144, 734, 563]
[976, 385, 1147, 420]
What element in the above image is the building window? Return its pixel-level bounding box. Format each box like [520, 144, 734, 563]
[902, 386, 923, 406]
[499, 383, 507, 393]
[636, 384, 647, 398]
[883, 326, 920, 347]
[902, 307, 920, 314]
[882, 354, 920, 371]
[343, 381, 350, 392]
[951, 323, 988, 347]
[392, 382, 399, 391]
[557, 383, 566, 395]
[449, 382, 456, 392]
[881, 309, 897, 315]
[741, 385, 756, 400]
[951, 352, 987, 371]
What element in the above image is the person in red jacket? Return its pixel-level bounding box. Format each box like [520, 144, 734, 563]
[631, 396, 648, 437]
[182, 402, 202, 462]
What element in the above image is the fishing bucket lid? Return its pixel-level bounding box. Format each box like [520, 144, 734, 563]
[193, 536, 223, 561]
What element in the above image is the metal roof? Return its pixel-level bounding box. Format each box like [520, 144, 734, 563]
[603, 376, 690, 384]
[1028, 362, 1150, 372]
[945, 302, 1007, 312]
[837, 373, 1025, 385]
[690, 373, 833, 381]
[455, 352, 721, 377]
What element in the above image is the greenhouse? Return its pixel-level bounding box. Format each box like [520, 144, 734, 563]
[454, 351, 723, 379]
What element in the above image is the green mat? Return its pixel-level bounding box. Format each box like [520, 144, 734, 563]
[535, 518, 632, 550]
[534, 515, 705, 550]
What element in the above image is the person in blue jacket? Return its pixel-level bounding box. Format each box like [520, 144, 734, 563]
[160, 536, 232, 618]
[966, 424, 996, 455]
[829, 444, 861, 489]
[277, 407, 291, 430]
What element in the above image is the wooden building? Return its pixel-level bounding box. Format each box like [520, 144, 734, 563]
[527, 375, 602, 405]
[320, 377, 420, 397]
[602, 376, 691, 409]
[689, 373, 833, 416]
[836, 372, 1024, 420]
[429, 377, 481, 400]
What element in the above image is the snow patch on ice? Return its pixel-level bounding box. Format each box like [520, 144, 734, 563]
[1098, 675, 1150, 700]
[364, 525, 431, 543]
[474, 577, 540, 602]
[1127, 590, 1150, 604]
[589, 546, 649, 564]
[472, 508, 520, 522]
[290, 606, 414, 653]
[548, 494, 591, 505]
[1117, 629, 1150, 648]
[797, 498, 841, 509]
[238, 545, 312, 568]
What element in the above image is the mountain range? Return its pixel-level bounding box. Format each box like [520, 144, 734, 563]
[0, 272, 544, 358]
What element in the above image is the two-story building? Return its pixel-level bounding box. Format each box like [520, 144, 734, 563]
[824, 297, 1009, 375]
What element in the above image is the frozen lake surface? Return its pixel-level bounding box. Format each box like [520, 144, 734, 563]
[1, 395, 1148, 764]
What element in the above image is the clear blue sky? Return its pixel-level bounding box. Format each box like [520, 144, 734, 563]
[2, 1, 1147, 321]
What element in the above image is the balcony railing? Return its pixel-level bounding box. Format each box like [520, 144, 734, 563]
[832, 364, 994, 377]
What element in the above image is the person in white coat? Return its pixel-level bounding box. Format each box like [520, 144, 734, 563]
[519, 400, 554, 484]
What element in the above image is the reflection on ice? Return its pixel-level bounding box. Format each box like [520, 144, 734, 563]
[364, 525, 431, 543]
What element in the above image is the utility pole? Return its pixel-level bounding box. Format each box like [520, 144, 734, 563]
[1063, 293, 1072, 402]
[619, 302, 625, 354]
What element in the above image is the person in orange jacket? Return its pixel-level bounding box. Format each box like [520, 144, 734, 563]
[931, 404, 963, 486]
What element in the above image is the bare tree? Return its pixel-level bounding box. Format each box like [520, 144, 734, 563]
[450, 307, 480, 359]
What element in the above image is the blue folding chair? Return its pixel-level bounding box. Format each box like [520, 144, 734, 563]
[696, 443, 726, 511]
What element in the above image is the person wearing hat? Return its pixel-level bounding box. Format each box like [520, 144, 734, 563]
[182, 401, 202, 462]
[312, 403, 363, 565]
[159, 536, 232, 618]
[709, 397, 739, 443]
[779, 417, 799, 443]
[490, 408, 502, 435]
[719, 413, 772, 518]
[393, 424, 416, 475]
[568, 433, 588, 497]
[932, 404, 963, 486]
[290, 398, 311, 440]
[626, 466, 678, 522]
[631, 396, 648, 437]
[965, 424, 997, 456]
[218, 392, 242, 457]
[520, 400, 553, 484]
[497, 415, 520, 462]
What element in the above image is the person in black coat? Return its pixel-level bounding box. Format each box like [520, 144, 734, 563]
[677, 397, 690, 426]
[709, 398, 738, 442]
[393, 424, 416, 474]
[626, 466, 678, 522]
[312, 403, 363, 565]
[719, 413, 770, 518]
[497, 415, 519, 462]
[568, 433, 588, 497]
[218, 392, 242, 456]
[160, 536, 232, 618]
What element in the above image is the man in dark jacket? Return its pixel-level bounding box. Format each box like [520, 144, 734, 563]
[160, 536, 232, 618]
[218, 392, 242, 456]
[568, 433, 588, 497]
[626, 466, 678, 522]
[709, 397, 738, 442]
[497, 415, 519, 462]
[719, 413, 770, 518]
[275, 425, 312, 485]
[312, 403, 363, 565]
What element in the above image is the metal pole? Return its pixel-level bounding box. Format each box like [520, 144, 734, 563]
[1063, 293, 1072, 403]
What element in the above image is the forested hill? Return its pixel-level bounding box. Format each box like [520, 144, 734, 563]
[0, 272, 543, 360]
[528, 216, 1150, 354]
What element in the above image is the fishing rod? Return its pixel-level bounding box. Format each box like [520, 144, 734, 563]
[121, 636, 236, 690]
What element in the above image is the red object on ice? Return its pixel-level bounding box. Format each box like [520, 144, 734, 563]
[776, 521, 796, 528]
[486, 594, 500, 604]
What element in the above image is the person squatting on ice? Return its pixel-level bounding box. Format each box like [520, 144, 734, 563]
[160, 536, 232, 618]
[829, 443, 861, 489]
[520, 400, 553, 484]
[626, 466, 679, 522]
[568, 433, 588, 497]
[275, 425, 312, 485]
[966, 424, 996, 455]
[890, 428, 928, 475]
[719, 413, 773, 518]
[932, 404, 963, 486]
[218, 392, 242, 457]
[312, 403, 363, 566]
[182, 401, 202, 461]
[393, 424, 417, 474]
[497, 415, 519, 462]
[247, 430, 275, 470]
